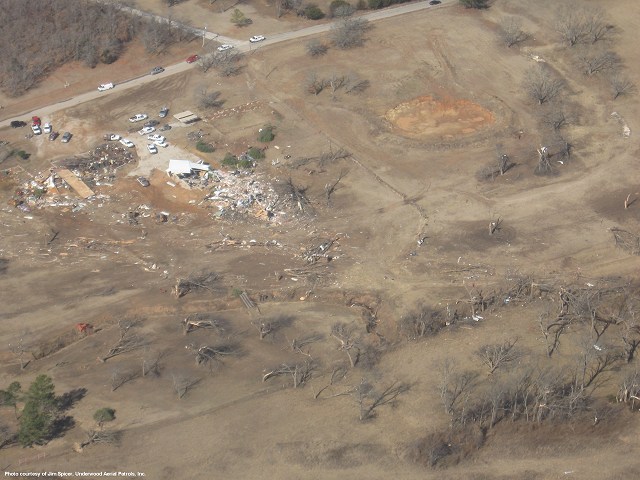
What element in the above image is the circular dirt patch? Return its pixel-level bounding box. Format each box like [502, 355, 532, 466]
[386, 95, 495, 139]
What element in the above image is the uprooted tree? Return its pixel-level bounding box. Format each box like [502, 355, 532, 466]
[263, 362, 313, 388]
[331, 322, 360, 367]
[100, 319, 146, 362]
[174, 271, 219, 298]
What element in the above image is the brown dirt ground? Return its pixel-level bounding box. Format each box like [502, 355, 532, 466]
[2, 0, 640, 478]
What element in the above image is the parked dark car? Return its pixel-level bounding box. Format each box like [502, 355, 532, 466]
[137, 176, 150, 187]
[186, 55, 199, 64]
[49, 131, 59, 141]
[429, 0, 441, 4]
[144, 120, 160, 128]
[61, 132, 72, 143]
[151, 66, 164, 75]
[11, 120, 27, 128]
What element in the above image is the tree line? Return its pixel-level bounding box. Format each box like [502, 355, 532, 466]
[0, 0, 195, 97]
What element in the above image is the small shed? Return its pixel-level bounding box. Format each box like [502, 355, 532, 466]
[173, 111, 200, 124]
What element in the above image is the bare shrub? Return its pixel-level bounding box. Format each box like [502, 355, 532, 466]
[196, 90, 225, 110]
[306, 39, 329, 57]
[499, 17, 529, 47]
[398, 305, 445, 340]
[330, 18, 370, 49]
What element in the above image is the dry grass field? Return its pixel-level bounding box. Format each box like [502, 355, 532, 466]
[2, 0, 640, 478]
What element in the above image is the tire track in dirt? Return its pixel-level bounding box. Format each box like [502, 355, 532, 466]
[271, 95, 430, 236]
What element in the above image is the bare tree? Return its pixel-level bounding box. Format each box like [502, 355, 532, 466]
[499, 17, 529, 48]
[171, 374, 199, 399]
[523, 65, 564, 105]
[330, 322, 360, 367]
[542, 105, 569, 132]
[287, 334, 323, 358]
[356, 379, 408, 421]
[538, 312, 562, 358]
[555, 3, 588, 47]
[609, 75, 636, 100]
[621, 320, 640, 363]
[535, 146, 553, 175]
[438, 359, 476, 416]
[344, 75, 370, 94]
[196, 89, 224, 110]
[251, 318, 273, 340]
[9, 337, 29, 370]
[110, 368, 140, 391]
[141, 348, 164, 377]
[306, 39, 328, 57]
[583, 7, 613, 44]
[556, 3, 613, 47]
[330, 18, 370, 49]
[475, 338, 522, 374]
[579, 49, 620, 76]
[617, 370, 640, 409]
[313, 365, 350, 399]
[325, 170, 348, 206]
[142, 19, 175, 54]
[305, 73, 326, 95]
[211, 50, 243, 77]
[399, 305, 444, 340]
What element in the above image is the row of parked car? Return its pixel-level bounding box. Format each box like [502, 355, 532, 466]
[11, 116, 72, 143]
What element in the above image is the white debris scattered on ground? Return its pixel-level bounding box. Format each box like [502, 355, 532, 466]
[611, 111, 631, 138]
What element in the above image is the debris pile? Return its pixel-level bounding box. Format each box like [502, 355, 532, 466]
[200, 169, 282, 220]
[54, 143, 136, 188]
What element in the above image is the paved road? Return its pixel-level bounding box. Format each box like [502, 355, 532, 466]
[0, 0, 450, 128]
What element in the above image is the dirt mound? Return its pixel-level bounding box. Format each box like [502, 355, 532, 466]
[386, 95, 495, 139]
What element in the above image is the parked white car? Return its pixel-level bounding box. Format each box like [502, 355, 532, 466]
[155, 140, 169, 148]
[120, 138, 135, 148]
[108, 134, 121, 141]
[129, 114, 148, 123]
[98, 83, 114, 92]
[147, 144, 158, 154]
[147, 134, 165, 142]
[138, 126, 155, 135]
[217, 44, 234, 52]
[43, 123, 52, 134]
[249, 35, 265, 43]
[31, 124, 42, 135]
